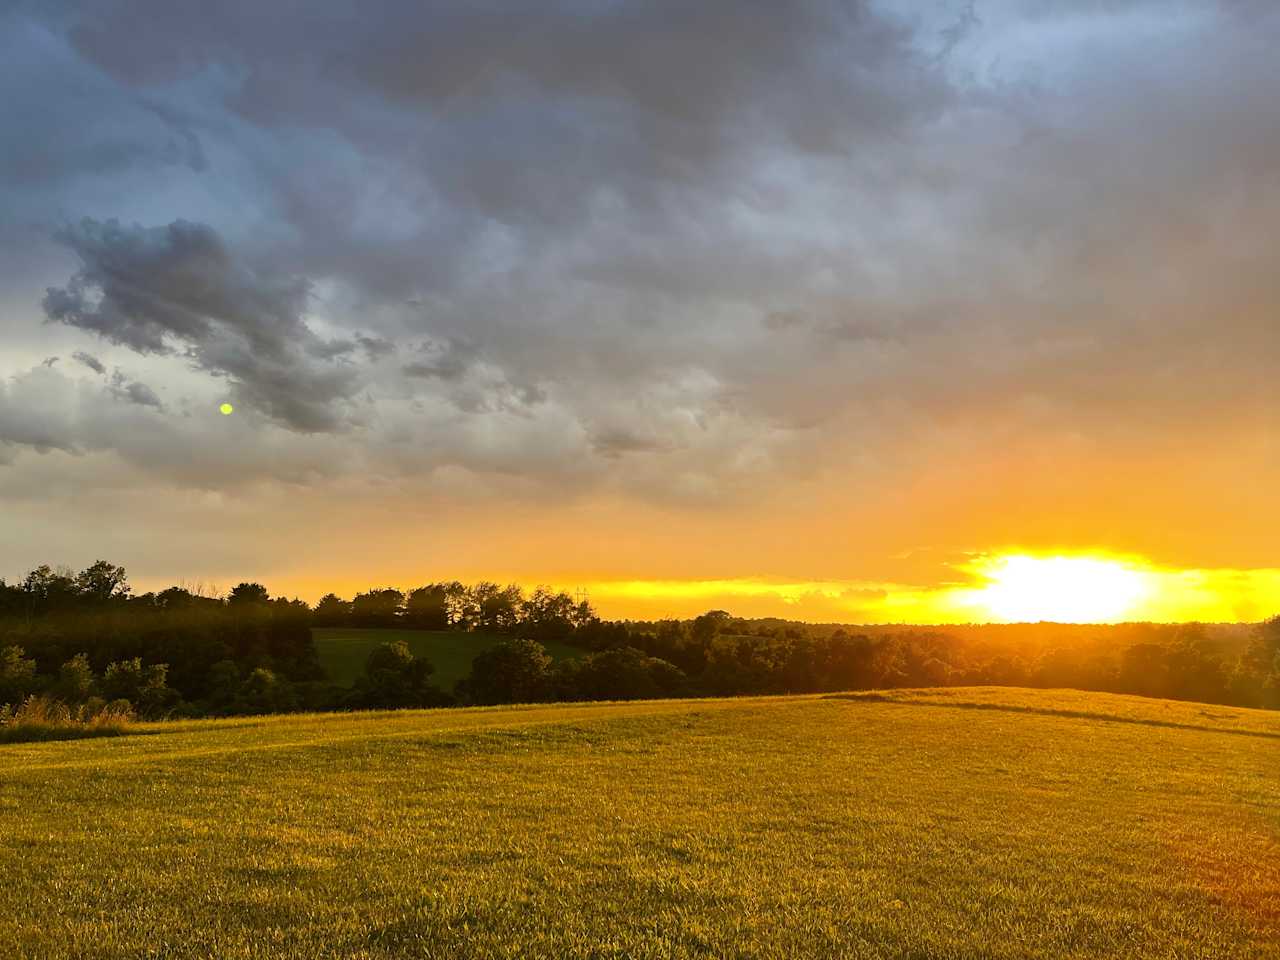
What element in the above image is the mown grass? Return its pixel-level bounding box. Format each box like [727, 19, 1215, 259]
[312, 627, 581, 690]
[1, 687, 1278, 959]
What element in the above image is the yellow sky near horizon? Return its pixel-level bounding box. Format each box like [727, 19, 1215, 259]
[141, 552, 1280, 626]
[579, 556, 1280, 624]
[17, 435, 1280, 627]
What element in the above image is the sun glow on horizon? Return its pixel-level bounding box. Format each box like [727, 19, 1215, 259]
[568, 553, 1280, 624]
[953, 554, 1152, 624]
[243, 554, 1280, 625]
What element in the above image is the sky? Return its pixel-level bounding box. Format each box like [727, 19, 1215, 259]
[2, 0, 1279, 623]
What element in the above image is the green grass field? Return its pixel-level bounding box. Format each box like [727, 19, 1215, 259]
[312, 627, 581, 691]
[2, 687, 1278, 959]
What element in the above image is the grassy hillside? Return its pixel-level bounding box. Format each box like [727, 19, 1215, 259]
[312, 627, 582, 691]
[2, 688, 1278, 959]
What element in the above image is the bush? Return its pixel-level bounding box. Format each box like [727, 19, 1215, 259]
[558, 646, 688, 701]
[53, 653, 97, 703]
[0, 645, 38, 707]
[458, 639, 554, 705]
[102, 658, 181, 718]
[350, 640, 450, 709]
[0, 695, 135, 743]
[237, 667, 302, 715]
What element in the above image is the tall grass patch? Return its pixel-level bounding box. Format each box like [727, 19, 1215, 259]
[0, 695, 134, 743]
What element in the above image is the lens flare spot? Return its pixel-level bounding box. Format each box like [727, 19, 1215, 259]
[219, 402, 234, 416]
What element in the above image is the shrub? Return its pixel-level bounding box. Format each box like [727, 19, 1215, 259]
[0, 645, 38, 707]
[0, 695, 135, 743]
[237, 667, 301, 715]
[558, 646, 688, 701]
[53, 653, 97, 703]
[101, 658, 181, 718]
[350, 640, 449, 709]
[458, 639, 554, 705]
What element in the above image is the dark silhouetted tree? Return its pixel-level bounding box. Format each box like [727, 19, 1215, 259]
[459, 639, 553, 705]
[313, 593, 352, 626]
[559, 646, 687, 701]
[520, 587, 579, 644]
[405, 585, 450, 630]
[691, 610, 732, 646]
[352, 640, 447, 708]
[351, 589, 405, 627]
[74, 560, 130, 603]
[228, 583, 271, 606]
[238, 667, 301, 714]
[21, 565, 78, 616]
[470, 582, 524, 632]
[154, 586, 198, 609]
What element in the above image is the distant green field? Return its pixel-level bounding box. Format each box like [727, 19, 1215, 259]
[312, 627, 581, 691]
[2, 688, 1278, 958]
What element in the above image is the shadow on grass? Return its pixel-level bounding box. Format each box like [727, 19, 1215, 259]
[0, 724, 132, 745]
[825, 692, 1280, 741]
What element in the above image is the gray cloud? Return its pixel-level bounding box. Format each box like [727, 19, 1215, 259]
[109, 372, 164, 410]
[588, 426, 672, 460]
[72, 351, 106, 374]
[356, 335, 394, 360]
[123, 380, 163, 408]
[0, 367, 79, 454]
[0, 12, 207, 190]
[44, 218, 307, 355]
[402, 338, 478, 382]
[43, 218, 364, 432]
[47, 0, 951, 311]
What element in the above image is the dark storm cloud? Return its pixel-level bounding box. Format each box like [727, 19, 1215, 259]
[108, 372, 164, 410]
[588, 426, 671, 459]
[72, 351, 106, 375]
[43, 218, 364, 432]
[52, 0, 950, 305]
[44, 218, 307, 355]
[402, 338, 478, 382]
[2, 0, 1280, 529]
[122, 380, 163, 409]
[0, 11, 206, 189]
[65, 1, 941, 148]
[356, 335, 395, 360]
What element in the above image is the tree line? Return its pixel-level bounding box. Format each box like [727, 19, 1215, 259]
[2, 561, 1279, 724]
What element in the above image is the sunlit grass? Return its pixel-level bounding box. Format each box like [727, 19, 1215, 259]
[2, 689, 1277, 958]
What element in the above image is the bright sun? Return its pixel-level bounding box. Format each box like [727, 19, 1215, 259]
[962, 554, 1151, 623]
